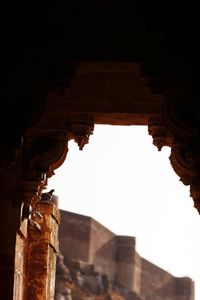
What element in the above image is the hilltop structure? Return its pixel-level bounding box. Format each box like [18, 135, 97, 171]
[55, 210, 194, 300]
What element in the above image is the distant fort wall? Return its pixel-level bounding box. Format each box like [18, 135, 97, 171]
[59, 210, 91, 262]
[59, 209, 194, 300]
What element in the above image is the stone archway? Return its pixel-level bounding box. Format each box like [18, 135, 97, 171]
[21, 62, 200, 215]
[13, 63, 197, 299]
[0, 61, 199, 300]
[1, 2, 200, 299]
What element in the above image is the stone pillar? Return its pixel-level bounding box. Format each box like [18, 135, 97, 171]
[26, 202, 60, 300]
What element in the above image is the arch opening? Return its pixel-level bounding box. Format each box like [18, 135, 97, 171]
[48, 124, 199, 299]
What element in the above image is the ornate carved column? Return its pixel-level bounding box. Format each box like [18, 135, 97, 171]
[19, 133, 68, 300]
[19, 116, 94, 300]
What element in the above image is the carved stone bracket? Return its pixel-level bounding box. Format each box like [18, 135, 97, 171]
[170, 142, 200, 213]
[21, 134, 68, 224]
[154, 102, 200, 213]
[148, 115, 173, 151]
[148, 102, 200, 213]
[64, 114, 94, 150]
[169, 145, 195, 186]
[21, 115, 94, 220]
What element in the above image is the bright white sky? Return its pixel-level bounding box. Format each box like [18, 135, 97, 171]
[48, 125, 200, 300]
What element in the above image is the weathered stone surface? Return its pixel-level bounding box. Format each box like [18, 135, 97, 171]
[27, 202, 60, 300]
